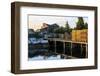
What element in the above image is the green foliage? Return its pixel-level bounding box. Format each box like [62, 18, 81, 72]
[76, 17, 85, 29]
[84, 22, 88, 29]
[75, 17, 88, 30]
[65, 21, 70, 29]
[54, 21, 72, 34]
[65, 21, 72, 34]
[54, 27, 65, 34]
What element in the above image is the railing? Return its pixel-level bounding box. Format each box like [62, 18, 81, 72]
[47, 38, 87, 44]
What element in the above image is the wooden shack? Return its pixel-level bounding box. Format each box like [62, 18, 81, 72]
[72, 29, 87, 42]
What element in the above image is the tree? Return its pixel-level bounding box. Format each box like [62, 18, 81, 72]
[54, 21, 72, 34]
[65, 21, 70, 30]
[76, 17, 85, 29]
[65, 21, 72, 34]
[84, 22, 88, 29]
[54, 27, 65, 34]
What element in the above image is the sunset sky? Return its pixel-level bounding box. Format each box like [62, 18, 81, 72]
[28, 15, 88, 31]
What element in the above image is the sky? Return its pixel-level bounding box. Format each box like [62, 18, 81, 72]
[28, 15, 88, 31]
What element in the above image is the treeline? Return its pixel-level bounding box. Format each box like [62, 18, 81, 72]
[29, 17, 88, 39]
[53, 17, 88, 34]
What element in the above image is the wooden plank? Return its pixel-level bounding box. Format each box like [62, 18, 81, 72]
[47, 38, 87, 44]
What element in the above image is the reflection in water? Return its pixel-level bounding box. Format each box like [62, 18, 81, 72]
[28, 43, 69, 61]
[29, 53, 62, 60]
[28, 42, 87, 61]
[28, 49, 68, 61]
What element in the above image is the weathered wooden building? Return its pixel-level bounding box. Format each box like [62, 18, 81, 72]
[72, 29, 87, 42]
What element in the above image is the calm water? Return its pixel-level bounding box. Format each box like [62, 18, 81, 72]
[29, 53, 62, 60]
[28, 43, 87, 61]
[28, 48, 68, 61]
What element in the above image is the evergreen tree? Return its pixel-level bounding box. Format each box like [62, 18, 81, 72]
[84, 22, 88, 29]
[65, 21, 70, 29]
[76, 17, 85, 29]
[65, 21, 71, 34]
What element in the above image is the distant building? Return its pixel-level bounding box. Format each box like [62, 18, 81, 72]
[39, 23, 48, 38]
[47, 23, 59, 33]
[41, 23, 48, 29]
[29, 23, 64, 39]
[64, 32, 71, 40]
[39, 23, 59, 39]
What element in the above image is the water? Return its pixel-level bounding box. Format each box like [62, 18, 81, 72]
[28, 42, 87, 61]
[29, 54, 62, 60]
[28, 48, 68, 61]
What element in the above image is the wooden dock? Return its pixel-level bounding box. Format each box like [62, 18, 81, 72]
[47, 38, 88, 58]
[47, 38, 87, 44]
